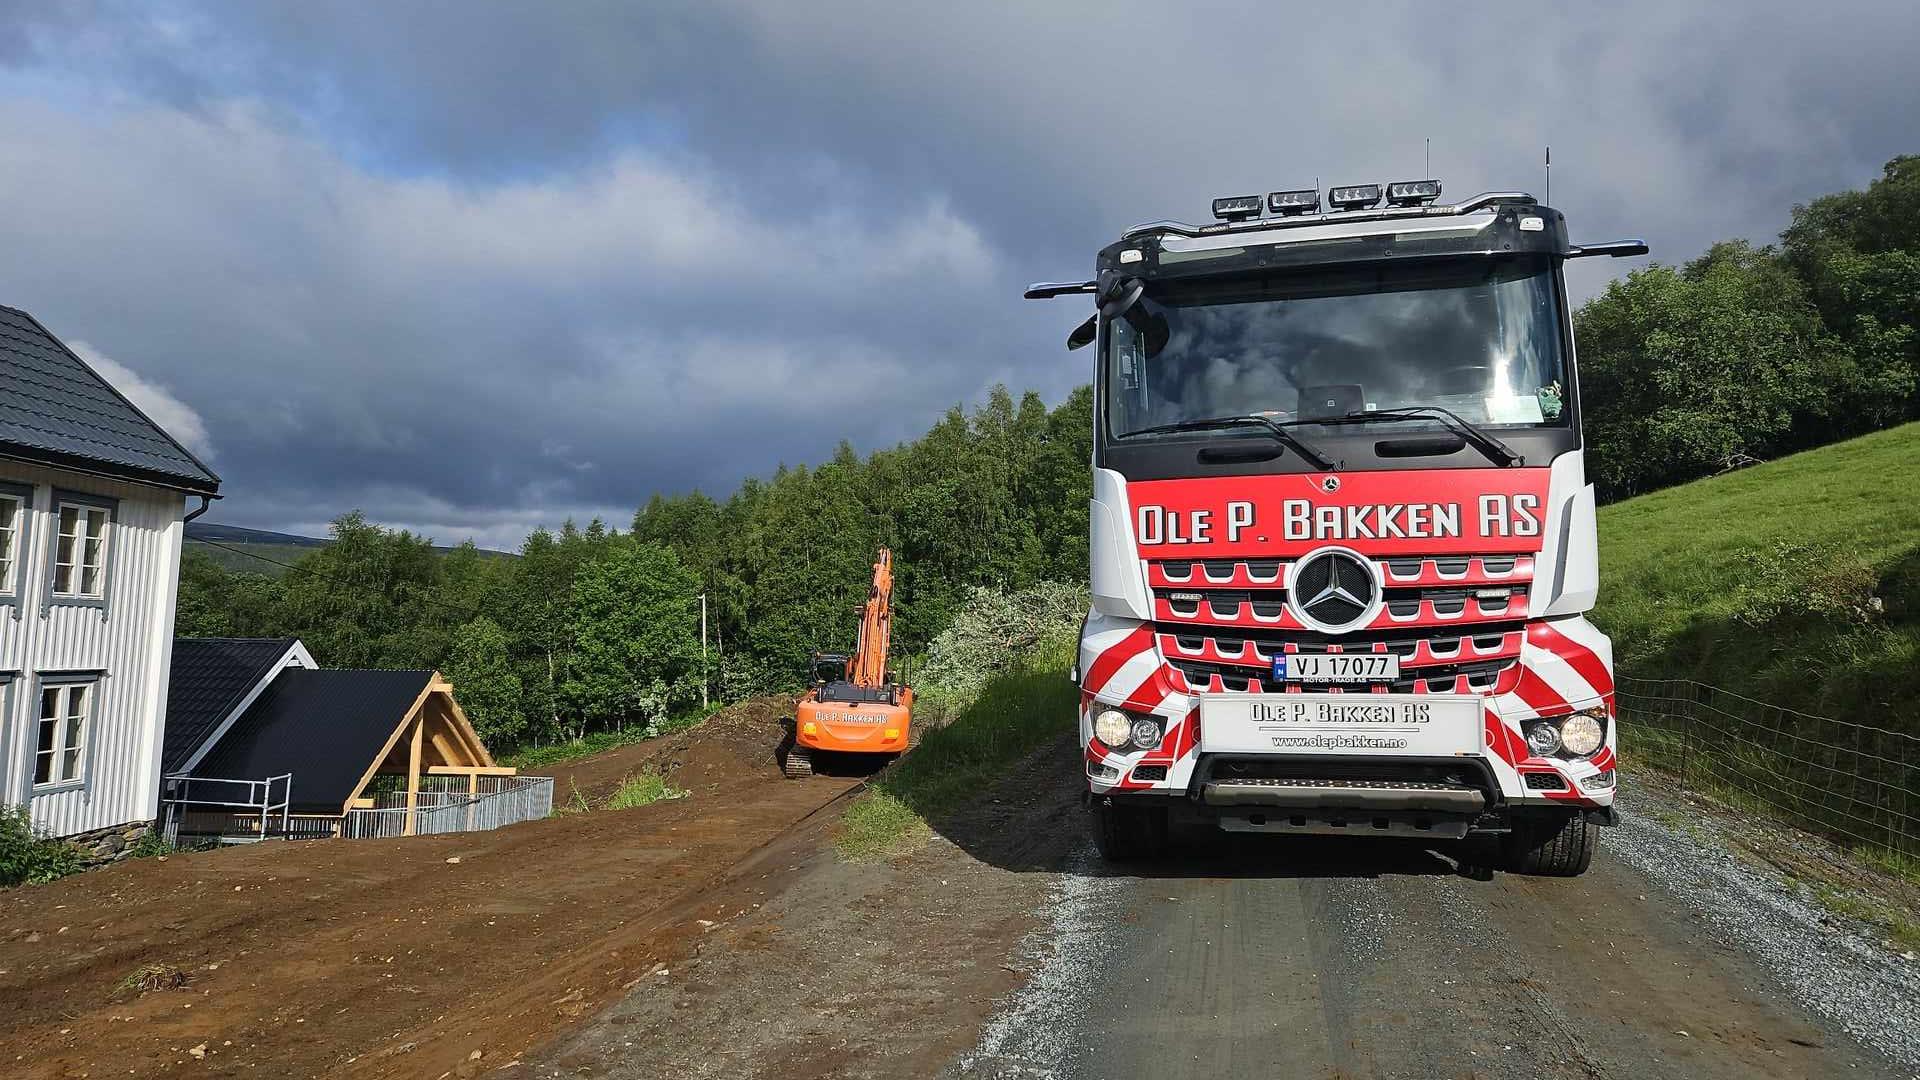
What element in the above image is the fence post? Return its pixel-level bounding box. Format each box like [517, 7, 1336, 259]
[1678, 680, 1695, 786]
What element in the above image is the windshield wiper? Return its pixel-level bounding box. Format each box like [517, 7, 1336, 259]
[1119, 415, 1339, 472]
[1317, 406, 1524, 467]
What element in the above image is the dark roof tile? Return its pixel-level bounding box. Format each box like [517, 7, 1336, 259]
[163, 638, 301, 774]
[0, 305, 220, 492]
[190, 669, 435, 812]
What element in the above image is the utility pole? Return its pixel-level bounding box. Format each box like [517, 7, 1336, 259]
[699, 592, 709, 708]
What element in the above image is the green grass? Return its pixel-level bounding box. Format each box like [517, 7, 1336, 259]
[1812, 884, 1920, 953]
[1595, 421, 1920, 728]
[604, 770, 689, 811]
[836, 633, 1080, 860]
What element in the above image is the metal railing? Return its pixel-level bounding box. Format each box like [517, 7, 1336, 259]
[341, 775, 554, 840]
[1615, 674, 1919, 860]
[160, 773, 292, 845]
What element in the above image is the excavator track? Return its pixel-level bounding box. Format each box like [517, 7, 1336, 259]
[782, 746, 815, 779]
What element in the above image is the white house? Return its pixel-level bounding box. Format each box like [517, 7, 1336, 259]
[0, 304, 221, 843]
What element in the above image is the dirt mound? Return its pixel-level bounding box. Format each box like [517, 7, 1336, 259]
[546, 695, 795, 804]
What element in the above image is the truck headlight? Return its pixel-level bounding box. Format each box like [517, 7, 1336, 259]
[1560, 711, 1606, 757]
[1094, 709, 1132, 749]
[1130, 717, 1164, 750]
[1524, 721, 1561, 757]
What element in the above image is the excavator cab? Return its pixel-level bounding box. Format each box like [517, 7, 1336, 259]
[810, 652, 850, 686]
[785, 549, 915, 778]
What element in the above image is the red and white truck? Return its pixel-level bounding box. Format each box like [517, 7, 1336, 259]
[1028, 182, 1646, 875]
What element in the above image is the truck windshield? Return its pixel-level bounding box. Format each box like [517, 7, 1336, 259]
[1105, 257, 1568, 440]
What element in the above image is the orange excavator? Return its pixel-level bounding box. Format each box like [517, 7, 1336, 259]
[785, 548, 914, 778]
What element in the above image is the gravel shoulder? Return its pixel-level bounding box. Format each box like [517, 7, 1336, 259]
[1607, 769, 1920, 1069]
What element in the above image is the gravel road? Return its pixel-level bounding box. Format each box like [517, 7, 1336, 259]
[952, 789, 1916, 1080]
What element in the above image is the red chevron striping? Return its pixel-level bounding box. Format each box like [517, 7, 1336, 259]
[1531, 622, 1613, 698]
[1083, 626, 1153, 698]
[1510, 668, 1570, 717]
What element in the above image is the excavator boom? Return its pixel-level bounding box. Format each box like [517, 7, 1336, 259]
[848, 548, 894, 688]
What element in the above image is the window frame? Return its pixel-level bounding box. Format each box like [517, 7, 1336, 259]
[31, 672, 99, 793]
[0, 481, 31, 616]
[43, 489, 118, 616]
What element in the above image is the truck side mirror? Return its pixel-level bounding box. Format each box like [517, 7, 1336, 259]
[1067, 315, 1097, 350]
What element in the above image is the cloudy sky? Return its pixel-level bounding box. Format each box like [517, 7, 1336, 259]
[1, 1, 1914, 549]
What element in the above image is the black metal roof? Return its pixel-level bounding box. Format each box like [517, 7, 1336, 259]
[190, 668, 435, 812]
[163, 637, 300, 774]
[0, 304, 221, 494]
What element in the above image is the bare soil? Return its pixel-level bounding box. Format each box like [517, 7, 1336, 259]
[0, 695, 866, 1079]
[528, 730, 1087, 1079]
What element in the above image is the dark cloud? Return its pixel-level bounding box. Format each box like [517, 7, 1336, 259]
[0, 1, 1913, 547]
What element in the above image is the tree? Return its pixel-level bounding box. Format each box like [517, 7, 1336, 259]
[1575, 242, 1848, 497]
[564, 539, 702, 733]
[444, 617, 525, 746]
[1782, 155, 1920, 432]
[276, 511, 447, 667]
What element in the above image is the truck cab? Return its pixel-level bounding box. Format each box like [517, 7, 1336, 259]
[1031, 182, 1646, 875]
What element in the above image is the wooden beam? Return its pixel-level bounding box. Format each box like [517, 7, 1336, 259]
[426, 765, 518, 776]
[339, 677, 442, 813]
[404, 716, 424, 837]
[431, 674, 498, 768]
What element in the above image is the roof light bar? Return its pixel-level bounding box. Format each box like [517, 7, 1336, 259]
[1267, 188, 1320, 215]
[1211, 195, 1263, 221]
[1327, 183, 1382, 210]
[1385, 179, 1443, 206]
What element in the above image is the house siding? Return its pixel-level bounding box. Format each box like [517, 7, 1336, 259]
[0, 459, 185, 837]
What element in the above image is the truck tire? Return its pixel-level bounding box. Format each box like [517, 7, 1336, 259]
[1091, 799, 1167, 862]
[1503, 812, 1594, 876]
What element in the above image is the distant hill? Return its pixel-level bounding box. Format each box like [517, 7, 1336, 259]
[185, 521, 510, 576]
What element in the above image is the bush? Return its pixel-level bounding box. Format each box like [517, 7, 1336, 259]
[0, 805, 85, 888]
[917, 581, 1089, 705]
[604, 770, 688, 811]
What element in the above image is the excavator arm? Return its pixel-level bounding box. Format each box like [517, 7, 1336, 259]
[848, 548, 894, 689]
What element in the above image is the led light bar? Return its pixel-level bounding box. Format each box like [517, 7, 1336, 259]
[1267, 188, 1320, 215]
[1327, 183, 1382, 210]
[1385, 179, 1443, 206]
[1211, 194, 1263, 221]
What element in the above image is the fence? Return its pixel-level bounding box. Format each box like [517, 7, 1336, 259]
[341, 775, 555, 840]
[160, 773, 292, 845]
[1614, 674, 1919, 861]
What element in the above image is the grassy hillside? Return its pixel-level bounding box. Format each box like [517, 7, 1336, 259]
[1595, 421, 1920, 729]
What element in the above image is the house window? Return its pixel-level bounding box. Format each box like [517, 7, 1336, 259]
[0, 490, 21, 595]
[53, 503, 110, 599]
[35, 680, 92, 787]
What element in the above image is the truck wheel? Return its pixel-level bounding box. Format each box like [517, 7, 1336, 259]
[1091, 799, 1167, 862]
[782, 746, 814, 779]
[1503, 812, 1594, 876]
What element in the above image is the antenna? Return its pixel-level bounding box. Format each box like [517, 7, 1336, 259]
[1544, 146, 1551, 206]
[1425, 137, 1430, 178]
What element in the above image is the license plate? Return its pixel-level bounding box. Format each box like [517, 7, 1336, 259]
[1274, 652, 1399, 683]
[1198, 694, 1483, 756]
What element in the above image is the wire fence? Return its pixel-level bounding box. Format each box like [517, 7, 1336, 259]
[1614, 674, 1919, 861]
[342, 775, 554, 840]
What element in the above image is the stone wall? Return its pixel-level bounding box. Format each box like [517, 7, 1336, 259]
[62, 820, 157, 868]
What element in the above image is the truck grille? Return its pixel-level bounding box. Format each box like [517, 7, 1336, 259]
[1149, 554, 1531, 695]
